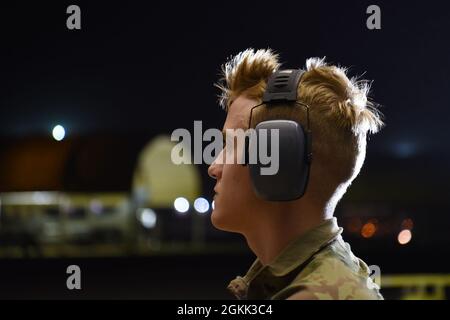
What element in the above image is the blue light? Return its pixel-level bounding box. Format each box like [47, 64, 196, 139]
[194, 197, 210, 214]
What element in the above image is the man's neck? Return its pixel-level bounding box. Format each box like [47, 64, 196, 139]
[244, 203, 329, 266]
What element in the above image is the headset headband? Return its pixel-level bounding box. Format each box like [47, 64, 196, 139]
[248, 69, 310, 134]
[263, 69, 304, 103]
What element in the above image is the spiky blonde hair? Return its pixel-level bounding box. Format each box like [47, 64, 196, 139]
[216, 48, 384, 210]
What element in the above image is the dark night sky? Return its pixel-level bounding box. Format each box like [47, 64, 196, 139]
[1, 1, 450, 297]
[1, 0, 450, 159]
[0, 0, 449, 278]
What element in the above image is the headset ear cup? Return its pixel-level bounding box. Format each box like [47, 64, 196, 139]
[248, 120, 310, 201]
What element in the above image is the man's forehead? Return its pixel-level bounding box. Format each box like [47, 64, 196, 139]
[223, 95, 258, 131]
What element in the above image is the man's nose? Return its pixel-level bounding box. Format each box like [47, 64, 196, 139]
[208, 159, 222, 180]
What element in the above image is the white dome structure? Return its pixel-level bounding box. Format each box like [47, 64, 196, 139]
[132, 135, 201, 209]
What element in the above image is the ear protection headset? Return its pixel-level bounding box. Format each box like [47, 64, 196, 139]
[243, 69, 312, 201]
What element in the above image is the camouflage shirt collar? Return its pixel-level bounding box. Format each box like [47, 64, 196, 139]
[227, 218, 343, 299]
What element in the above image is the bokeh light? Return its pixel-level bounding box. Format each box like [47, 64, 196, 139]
[398, 229, 412, 245]
[52, 125, 65, 141]
[361, 222, 377, 238]
[174, 197, 189, 214]
[194, 197, 209, 214]
[401, 218, 414, 230]
[348, 217, 362, 233]
[138, 208, 157, 229]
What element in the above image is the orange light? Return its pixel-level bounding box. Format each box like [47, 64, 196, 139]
[401, 218, 414, 230]
[398, 229, 412, 245]
[361, 222, 376, 238]
[347, 217, 362, 233]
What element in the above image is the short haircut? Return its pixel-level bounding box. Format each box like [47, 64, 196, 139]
[216, 48, 384, 210]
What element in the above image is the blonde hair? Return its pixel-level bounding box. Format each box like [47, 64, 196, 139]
[216, 48, 384, 210]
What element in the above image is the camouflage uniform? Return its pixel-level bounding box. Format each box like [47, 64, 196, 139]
[227, 218, 383, 300]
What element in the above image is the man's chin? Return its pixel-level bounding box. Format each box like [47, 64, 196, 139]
[211, 209, 238, 233]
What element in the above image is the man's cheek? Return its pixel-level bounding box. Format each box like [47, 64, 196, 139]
[221, 162, 253, 196]
[235, 167, 256, 199]
[227, 163, 247, 183]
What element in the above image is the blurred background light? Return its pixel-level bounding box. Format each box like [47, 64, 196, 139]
[347, 217, 362, 233]
[194, 197, 209, 214]
[90, 199, 103, 215]
[392, 141, 418, 158]
[52, 125, 65, 141]
[398, 229, 412, 245]
[31, 192, 54, 205]
[361, 222, 377, 238]
[174, 197, 189, 214]
[138, 208, 157, 229]
[401, 218, 414, 230]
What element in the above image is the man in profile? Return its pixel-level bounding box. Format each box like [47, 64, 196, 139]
[208, 49, 384, 300]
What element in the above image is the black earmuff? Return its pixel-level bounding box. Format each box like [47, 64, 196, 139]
[243, 69, 312, 201]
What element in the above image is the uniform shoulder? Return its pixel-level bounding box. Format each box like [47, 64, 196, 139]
[275, 241, 382, 300]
